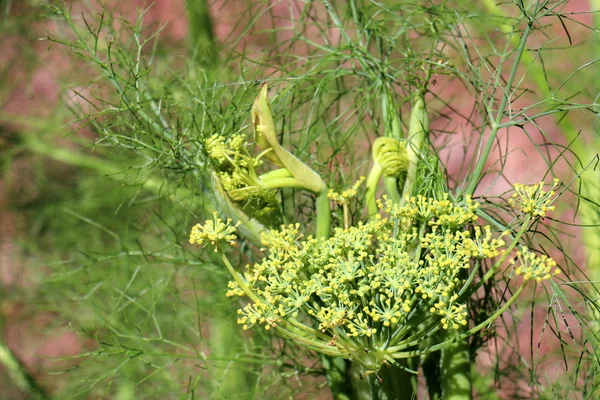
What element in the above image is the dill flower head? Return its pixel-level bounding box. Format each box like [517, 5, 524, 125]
[328, 176, 366, 206]
[189, 212, 240, 250]
[204, 133, 280, 217]
[511, 246, 561, 282]
[205, 134, 251, 168]
[508, 179, 559, 218]
[227, 194, 511, 372]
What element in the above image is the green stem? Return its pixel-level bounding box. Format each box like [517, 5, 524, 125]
[0, 334, 48, 399]
[400, 95, 428, 204]
[440, 330, 471, 400]
[260, 177, 305, 190]
[276, 326, 344, 356]
[391, 284, 526, 359]
[220, 254, 261, 304]
[343, 204, 350, 230]
[367, 364, 413, 400]
[382, 87, 403, 203]
[316, 188, 332, 239]
[383, 178, 401, 204]
[366, 163, 383, 220]
[463, 22, 532, 196]
[259, 168, 293, 181]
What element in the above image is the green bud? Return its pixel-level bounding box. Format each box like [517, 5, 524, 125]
[372, 137, 408, 178]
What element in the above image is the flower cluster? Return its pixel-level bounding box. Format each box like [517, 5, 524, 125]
[508, 179, 559, 218]
[328, 176, 366, 205]
[204, 134, 279, 217]
[511, 246, 561, 282]
[226, 195, 507, 369]
[189, 212, 240, 250]
[191, 178, 561, 372]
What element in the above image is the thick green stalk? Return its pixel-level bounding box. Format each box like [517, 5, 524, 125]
[259, 168, 293, 181]
[440, 332, 471, 400]
[366, 163, 384, 219]
[316, 187, 332, 239]
[368, 365, 413, 400]
[382, 88, 403, 203]
[383, 178, 401, 204]
[400, 95, 428, 203]
[185, 0, 215, 64]
[0, 333, 48, 399]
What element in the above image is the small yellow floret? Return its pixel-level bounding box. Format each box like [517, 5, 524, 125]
[189, 212, 240, 250]
[508, 180, 559, 218]
[328, 176, 366, 205]
[512, 246, 559, 281]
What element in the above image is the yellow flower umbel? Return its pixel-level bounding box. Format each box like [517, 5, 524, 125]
[190, 186, 561, 376]
[327, 176, 366, 206]
[224, 194, 514, 373]
[508, 179, 559, 218]
[328, 177, 366, 229]
[189, 212, 240, 251]
[511, 246, 561, 282]
[204, 133, 279, 216]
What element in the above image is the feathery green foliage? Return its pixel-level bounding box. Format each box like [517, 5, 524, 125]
[1, 0, 599, 399]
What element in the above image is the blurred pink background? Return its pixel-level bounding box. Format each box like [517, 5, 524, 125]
[1, 1, 596, 398]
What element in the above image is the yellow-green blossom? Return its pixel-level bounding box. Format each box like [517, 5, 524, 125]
[189, 212, 240, 250]
[225, 195, 509, 372]
[508, 179, 559, 218]
[204, 133, 280, 218]
[328, 176, 366, 205]
[190, 190, 561, 374]
[512, 246, 560, 282]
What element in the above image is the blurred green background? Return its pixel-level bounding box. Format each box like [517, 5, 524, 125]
[1, 1, 599, 399]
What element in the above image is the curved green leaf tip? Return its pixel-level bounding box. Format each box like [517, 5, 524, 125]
[251, 84, 324, 193]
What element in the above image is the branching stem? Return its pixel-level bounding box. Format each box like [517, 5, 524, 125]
[463, 23, 532, 196]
